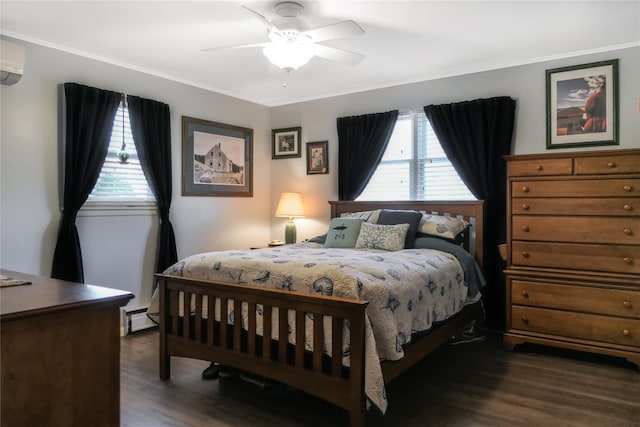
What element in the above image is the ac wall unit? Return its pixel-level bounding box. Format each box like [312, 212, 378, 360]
[1, 40, 25, 85]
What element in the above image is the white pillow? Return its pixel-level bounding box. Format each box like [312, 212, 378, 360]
[355, 222, 409, 251]
[417, 214, 470, 242]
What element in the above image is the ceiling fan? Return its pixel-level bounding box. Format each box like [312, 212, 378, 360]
[202, 1, 366, 73]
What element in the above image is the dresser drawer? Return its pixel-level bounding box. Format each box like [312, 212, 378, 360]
[511, 179, 640, 198]
[508, 158, 573, 177]
[511, 280, 640, 317]
[512, 198, 638, 216]
[511, 306, 640, 347]
[511, 241, 640, 274]
[575, 154, 640, 175]
[512, 216, 639, 245]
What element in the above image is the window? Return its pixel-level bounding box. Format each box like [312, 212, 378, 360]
[357, 111, 475, 201]
[84, 100, 155, 208]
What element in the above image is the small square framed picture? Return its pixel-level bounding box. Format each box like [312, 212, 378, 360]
[306, 140, 328, 175]
[272, 127, 301, 159]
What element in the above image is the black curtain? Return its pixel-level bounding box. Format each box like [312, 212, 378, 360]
[127, 95, 178, 275]
[51, 83, 121, 282]
[424, 97, 516, 331]
[337, 110, 399, 200]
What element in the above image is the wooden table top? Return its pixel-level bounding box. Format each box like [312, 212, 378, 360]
[1, 269, 134, 322]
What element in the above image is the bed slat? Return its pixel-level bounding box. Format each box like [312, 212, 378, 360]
[183, 292, 191, 338]
[170, 290, 178, 335]
[220, 298, 228, 348]
[278, 308, 288, 363]
[263, 305, 272, 360]
[313, 314, 323, 372]
[331, 317, 342, 375]
[295, 311, 305, 367]
[194, 294, 202, 341]
[248, 302, 257, 355]
[207, 296, 215, 345]
[233, 300, 242, 352]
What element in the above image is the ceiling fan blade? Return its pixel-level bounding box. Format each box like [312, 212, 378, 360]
[242, 5, 281, 35]
[313, 44, 365, 66]
[201, 42, 268, 53]
[302, 20, 365, 43]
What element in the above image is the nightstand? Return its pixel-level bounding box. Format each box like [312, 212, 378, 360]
[250, 243, 285, 250]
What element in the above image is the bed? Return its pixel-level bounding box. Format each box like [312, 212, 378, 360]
[152, 200, 486, 427]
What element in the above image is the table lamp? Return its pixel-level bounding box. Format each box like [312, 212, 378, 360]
[275, 192, 305, 244]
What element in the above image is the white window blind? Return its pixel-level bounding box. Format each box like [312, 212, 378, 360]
[86, 101, 155, 205]
[357, 111, 475, 201]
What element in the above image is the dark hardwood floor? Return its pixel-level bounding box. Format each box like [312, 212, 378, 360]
[120, 329, 639, 427]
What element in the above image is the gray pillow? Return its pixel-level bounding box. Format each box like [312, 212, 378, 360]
[324, 218, 364, 248]
[354, 222, 409, 251]
[340, 209, 381, 223]
[377, 209, 423, 248]
[307, 234, 327, 244]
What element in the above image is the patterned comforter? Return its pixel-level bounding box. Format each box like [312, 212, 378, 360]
[148, 241, 484, 413]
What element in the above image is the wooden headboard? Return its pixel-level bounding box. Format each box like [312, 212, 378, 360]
[328, 200, 485, 269]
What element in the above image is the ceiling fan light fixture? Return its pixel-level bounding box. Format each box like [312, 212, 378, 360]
[203, 2, 365, 73]
[263, 39, 315, 72]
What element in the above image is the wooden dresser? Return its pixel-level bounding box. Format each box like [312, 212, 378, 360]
[503, 149, 640, 367]
[0, 270, 133, 427]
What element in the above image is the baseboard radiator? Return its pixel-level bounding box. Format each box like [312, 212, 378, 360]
[121, 307, 157, 336]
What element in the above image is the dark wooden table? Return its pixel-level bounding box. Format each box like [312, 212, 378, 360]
[0, 269, 134, 427]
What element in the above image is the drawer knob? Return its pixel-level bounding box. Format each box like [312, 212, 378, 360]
[623, 185, 632, 192]
[623, 228, 633, 236]
[607, 162, 616, 168]
[622, 329, 631, 337]
[522, 186, 530, 193]
[623, 301, 631, 308]
[522, 225, 530, 232]
[623, 204, 633, 211]
[536, 165, 543, 171]
[522, 203, 530, 210]
[521, 290, 529, 298]
[521, 316, 529, 324]
[522, 251, 530, 258]
[623, 257, 632, 264]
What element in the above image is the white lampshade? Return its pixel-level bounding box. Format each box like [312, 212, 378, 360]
[275, 192, 305, 218]
[263, 40, 315, 72]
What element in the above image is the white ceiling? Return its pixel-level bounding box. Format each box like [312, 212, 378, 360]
[2, 1, 639, 107]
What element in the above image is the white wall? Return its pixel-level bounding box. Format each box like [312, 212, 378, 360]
[269, 46, 640, 241]
[0, 38, 272, 310]
[1, 37, 638, 311]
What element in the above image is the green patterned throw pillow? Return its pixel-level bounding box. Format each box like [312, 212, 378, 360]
[324, 218, 365, 248]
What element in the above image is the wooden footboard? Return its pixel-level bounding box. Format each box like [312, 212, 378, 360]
[157, 275, 484, 427]
[157, 274, 370, 427]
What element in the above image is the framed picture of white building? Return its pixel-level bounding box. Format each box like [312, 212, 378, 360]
[182, 116, 253, 197]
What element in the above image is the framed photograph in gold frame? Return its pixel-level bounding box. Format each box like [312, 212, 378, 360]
[546, 59, 618, 149]
[306, 140, 328, 175]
